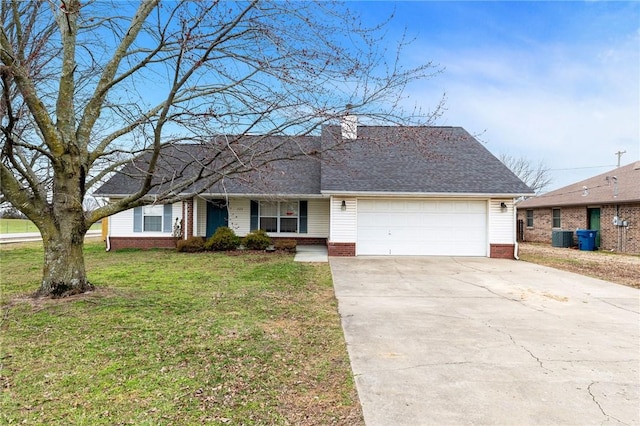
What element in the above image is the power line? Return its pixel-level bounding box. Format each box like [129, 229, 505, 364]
[530, 182, 611, 199]
[549, 165, 616, 171]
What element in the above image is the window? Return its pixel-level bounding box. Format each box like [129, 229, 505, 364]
[250, 200, 307, 234]
[134, 204, 172, 233]
[279, 201, 299, 232]
[143, 205, 163, 231]
[552, 208, 561, 228]
[259, 201, 298, 233]
[526, 210, 534, 227]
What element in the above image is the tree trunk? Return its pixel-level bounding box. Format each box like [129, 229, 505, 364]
[37, 228, 94, 297]
[36, 156, 93, 297]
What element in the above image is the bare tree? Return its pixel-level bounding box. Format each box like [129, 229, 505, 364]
[1, 0, 440, 297]
[499, 154, 552, 195]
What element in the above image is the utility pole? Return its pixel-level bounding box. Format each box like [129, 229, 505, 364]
[614, 150, 626, 167]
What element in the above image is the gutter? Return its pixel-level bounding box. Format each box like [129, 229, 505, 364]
[321, 190, 534, 198]
[513, 203, 519, 260]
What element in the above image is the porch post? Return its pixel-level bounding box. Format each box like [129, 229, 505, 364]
[185, 198, 194, 239]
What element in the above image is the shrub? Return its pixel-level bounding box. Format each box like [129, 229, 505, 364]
[274, 239, 297, 253]
[243, 229, 272, 250]
[176, 236, 205, 253]
[204, 227, 241, 251]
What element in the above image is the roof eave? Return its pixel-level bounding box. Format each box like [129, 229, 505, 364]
[518, 197, 640, 208]
[321, 190, 533, 198]
[197, 193, 328, 199]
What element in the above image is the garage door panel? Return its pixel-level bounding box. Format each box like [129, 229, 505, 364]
[356, 199, 487, 256]
[357, 213, 383, 228]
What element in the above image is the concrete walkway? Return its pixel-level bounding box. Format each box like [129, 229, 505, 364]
[293, 245, 328, 262]
[330, 256, 639, 425]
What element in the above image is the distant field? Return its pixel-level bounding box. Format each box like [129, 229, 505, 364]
[0, 218, 101, 234]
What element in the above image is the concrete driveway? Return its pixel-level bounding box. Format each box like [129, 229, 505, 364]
[330, 257, 639, 425]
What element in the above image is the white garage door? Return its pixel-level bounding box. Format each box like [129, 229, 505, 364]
[357, 199, 487, 256]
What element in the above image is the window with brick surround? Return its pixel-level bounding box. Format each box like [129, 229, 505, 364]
[552, 208, 561, 228]
[526, 210, 533, 227]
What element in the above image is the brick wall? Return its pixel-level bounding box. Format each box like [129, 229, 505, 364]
[600, 204, 639, 254]
[271, 237, 327, 246]
[517, 206, 586, 244]
[558, 206, 588, 235]
[109, 236, 177, 251]
[327, 242, 356, 256]
[490, 244, 515, 259]
[517, 208, 550, 243]
[517, 203, 640, 254]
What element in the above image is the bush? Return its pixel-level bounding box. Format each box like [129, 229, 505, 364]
[176, 236, 205, 253]
[204, 227, 241, 251]
[274, 239, 297, 253]
[243, 229, 272, 250]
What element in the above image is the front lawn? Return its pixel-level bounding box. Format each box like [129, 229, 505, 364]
[0, 242, 363, 424]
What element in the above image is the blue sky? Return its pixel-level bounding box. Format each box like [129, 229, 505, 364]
[350, 1, 640, 191]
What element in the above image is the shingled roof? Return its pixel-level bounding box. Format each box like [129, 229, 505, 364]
[518, 161, 640, 208]
[94, 136, 321, 197]
[95, 126, 533, 198]
[320, 126, 533, 195]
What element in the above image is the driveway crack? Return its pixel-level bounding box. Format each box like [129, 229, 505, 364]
[505, 333, 549, 372]
[597, 298, 640, 314]
[486, 322, 551, 372]
[587, 382, 625, 424]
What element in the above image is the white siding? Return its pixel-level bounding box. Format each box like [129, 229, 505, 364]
[329, 197, 357, 243]
[229, 198, 251, 236]
[307, 199, 330, 237]
[108, 202, 182, 237]
[109, 207, 134, 237]
[488, 199, 515, 244]
[195, 197, 207, 237]
[171, 203, 182, 234]
[200, 197, 329, 238]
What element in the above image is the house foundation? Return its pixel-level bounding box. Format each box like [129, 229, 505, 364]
[109, 236, 177, 251]
[490, 243, 515, 259]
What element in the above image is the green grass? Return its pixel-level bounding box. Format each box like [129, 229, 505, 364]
[0, 219, 40, 234]
[0, 242, 362, 425]
[0, 218, 101, 234]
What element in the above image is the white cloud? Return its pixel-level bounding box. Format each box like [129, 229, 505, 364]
[404, 28, 639, 191]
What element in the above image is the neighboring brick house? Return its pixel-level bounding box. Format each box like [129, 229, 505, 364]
[517, 162, 640, 254]
[95, 123, 533, 258]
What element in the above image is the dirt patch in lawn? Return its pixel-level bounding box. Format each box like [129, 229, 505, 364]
[518, 243, 640, 289]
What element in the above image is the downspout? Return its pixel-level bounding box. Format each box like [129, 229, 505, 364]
[513, 200, 519, 260]
[105, 217, 111, 251]
[616, 204, 621, 252]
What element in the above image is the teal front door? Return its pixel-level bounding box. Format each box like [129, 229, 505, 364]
[587, 208, 601, 248]
[206, 200, 228, 238]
